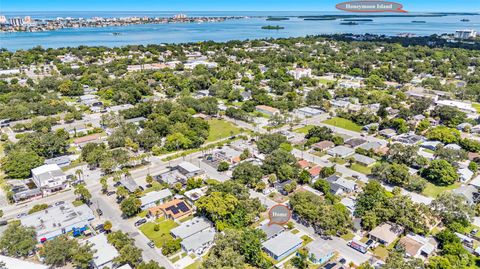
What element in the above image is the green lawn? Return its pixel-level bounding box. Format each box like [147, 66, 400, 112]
[206, 119, 241, 143]
[293, 125, 314, 134]
[422, 182, 460, 198]
[322, 117, 362, 132]
[372, 245, 389, 261]
[328, 157, 347, 165]
[340, 232, 355, 241]
[473, 103, 480, 113]
[350, 163, 373, 175]
[301, 235, 314, 246]
[185, 260, 202, 269]
[139, 218, 178, 248]
[291, 229, 300, 234]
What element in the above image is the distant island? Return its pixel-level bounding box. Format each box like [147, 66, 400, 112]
[261, 25, 285, 30]
[266, 17, 289, 21]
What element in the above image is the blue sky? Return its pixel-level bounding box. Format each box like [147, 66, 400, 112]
[2, 0, 480, 12]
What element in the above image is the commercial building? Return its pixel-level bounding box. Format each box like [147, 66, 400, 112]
[21, 203, 95, 241]
[255, 105, 280, 116]
[31, 164, 68, 194]
[454, 29, 477, 39]
[263, 232, 303, 261]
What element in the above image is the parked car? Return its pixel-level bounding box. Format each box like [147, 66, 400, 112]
[96, 208, 103, 216]
[55, 201, 65, 206]
[147, 241, 155, 248]
[113, 182, 121, 187]
[0, 220, 7, 226]
[106, 191, 116, 196]
[16, 213, 27, 218]
[95, 224, 104, 231]
[134, 218, 147, 227]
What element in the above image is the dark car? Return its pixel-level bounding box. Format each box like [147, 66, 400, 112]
[113, 182, 121, 187]
[55, 201, 65, 206]
[0, 220, 8, 226]
[339, 258, 346, 264]
[95, 224, 104, 231]
[134, 218, 147, 227]
[147, 241, 155, 248]
[106, 191, 116, 196]
[96, 208, 103, 216]
[16, 213, 27, 219]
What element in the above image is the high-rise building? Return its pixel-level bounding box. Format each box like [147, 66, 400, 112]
[10, 17, 23, 26]
[0, 16, 7, 24]
[454, 29, 477, 40]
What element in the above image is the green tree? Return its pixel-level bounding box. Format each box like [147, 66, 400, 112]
[2, 149, 44, 178]
[74, 184, 92, 203]
[114, 244, 143, 267]
[0, 222, 37, 257]
[217, 161, 230, 172]
[231, 162, 263, 187]
[421, 160, 459, 186]
[120, 196, 141, 217]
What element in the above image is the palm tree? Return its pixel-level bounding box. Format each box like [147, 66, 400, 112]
[75, 169, 83, 182]
[100, 177, 108, 193]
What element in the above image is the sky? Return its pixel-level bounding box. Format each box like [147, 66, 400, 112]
[2, 0, 480, 12]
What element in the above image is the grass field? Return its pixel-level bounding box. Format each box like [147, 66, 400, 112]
[422, 182, 460, 198]
[206, 119, 241, 142]
[139, 218, 178, 248]
[372, 245, 389, 261]
[350, 163, 373, 175]
[185, 260, 202, 269]
[322, 117, 362, 132]
[294, 125, 314, 134]
[473, 103, 480, 113]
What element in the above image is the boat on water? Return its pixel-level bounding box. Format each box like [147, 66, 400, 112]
[461, 19, 470, 22]
[340, 22, 359, 25]
[112, 32, 122, 36]
[411, 21, 426, 23]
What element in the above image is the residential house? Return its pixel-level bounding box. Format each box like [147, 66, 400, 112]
[148, 199, 193, 220]
[288, 68, 312, 80]
[259, 223, 285, 240]
[0, 255, 49, 269]
[73, 133, 103, 148]
[119, 177, 139, 193]
[86, 233, 119, 269]
[352, 153, 376, 167]
[31, 164, 68, 194]
[326, 175, 357, 195]
[379, 128, 396, 138]
[344, 138, 367, 148]
[458, 168, 474, 182]
[308, 166, 323, 181]
[176, 162, 204, 178]
[171, 217, 213, 240]
[398, 233, 437, 259]
[183, 186, 208, 204]
[369, 223, 404, 246]
[453, 185, 480, 205]
[139, 189, 173, 210]
[312, 141, 335, 151]
[305, 239, 336, 265]
[327, 146, 355, 158]
[263, 232, 303, 261]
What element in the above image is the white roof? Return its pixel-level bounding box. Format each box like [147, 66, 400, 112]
[181, 228, 216, 251]
[170, 217, 212, 239]
[177, 161, 201, 173]
[306, 239, 335, 260]
[0, 255, 49, 269]
[140, 189, 172, 207]
[31, 164, 62, 176]
[86, 234, 119, 268]
[262, 232, 303, 257]
[117, 265, 133, 269]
